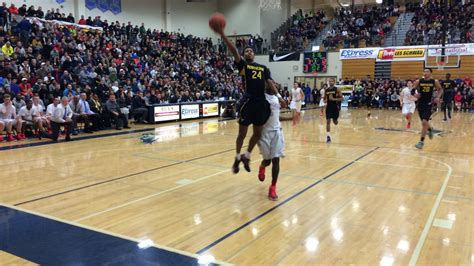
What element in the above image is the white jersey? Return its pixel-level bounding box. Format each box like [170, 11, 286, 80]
[291, 87, 302, 102]
[263, 93, 281, 131]
[32, 103, 45, 115]
[401, 87, 415, 104]
[46, 104, 58, 117]
[259, 93, 285, 160]
[0, 103, 16, 119]
[19, 106, 38, 121]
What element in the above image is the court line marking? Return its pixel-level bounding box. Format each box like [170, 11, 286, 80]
[0, 203, 232, 265]
[225, 197, 355, 262]
[195, 147, 379, 255]
[324, 179, 438, 197]
[75, 168, 232, 222]
[14, 148, 235, 206]
[391, 152, 452, 266]
[0, 127, 156, 151]
[291, 154, 447, 172]
[75, 146, 307, 223]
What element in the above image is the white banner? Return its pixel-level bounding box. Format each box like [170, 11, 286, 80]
[154, 105, 180, 122]
[202, 103, 219, 117]
[23, 16, 103, 31]
[181, 104, 200, 119]
[339, 48, 379, 60]
[427, 44, 474, 56]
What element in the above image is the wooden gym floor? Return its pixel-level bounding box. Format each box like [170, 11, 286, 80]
[1, 108, 474, 265]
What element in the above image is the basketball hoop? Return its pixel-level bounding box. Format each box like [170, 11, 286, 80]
[436, 60, 445, 70]
[259, 0, 282, 10]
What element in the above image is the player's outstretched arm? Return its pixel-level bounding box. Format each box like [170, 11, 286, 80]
[219, 30, 241, 63]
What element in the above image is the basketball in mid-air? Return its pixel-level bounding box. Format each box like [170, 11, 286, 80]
[209, 12, 226, 33]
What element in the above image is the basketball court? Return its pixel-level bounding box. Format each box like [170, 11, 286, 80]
[1, 108, 473, 265]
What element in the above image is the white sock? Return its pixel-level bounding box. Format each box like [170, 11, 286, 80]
[327, 132, 331, 137]
[245, 151, 251, 159]
[236, 154, 241, 160]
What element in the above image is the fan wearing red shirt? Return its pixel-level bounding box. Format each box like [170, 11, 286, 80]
[19, 78, 33, 98]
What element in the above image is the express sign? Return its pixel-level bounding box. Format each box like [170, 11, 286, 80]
[339, 48, 378, 60]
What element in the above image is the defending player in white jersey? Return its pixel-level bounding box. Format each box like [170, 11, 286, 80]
[289, 82, 304, 125]
[400, 80, 417, 129]
[257, 88, 292, 201]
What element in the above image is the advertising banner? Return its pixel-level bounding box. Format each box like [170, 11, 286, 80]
[339, 48, 378, 60]
[181, 104, 200, 120]
[154, 105, 180, 122]
[269, 52, 300, 62]
[202, 103, 219, 117]
[427, 44, 474, 56]
[376, 48, 426, 61]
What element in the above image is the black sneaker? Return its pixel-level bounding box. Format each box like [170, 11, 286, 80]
[231, 157, 240, 174]
[326, 136, 331, 143]
[240, 154, 251, 172]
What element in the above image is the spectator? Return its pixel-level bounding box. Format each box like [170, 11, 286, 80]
[50, 96, 74, 141]
[105, 94, 130, 130]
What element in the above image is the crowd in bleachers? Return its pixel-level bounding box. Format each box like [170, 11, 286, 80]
[405, 1, 473, 46]
[322, 4, 399, 50]
[276, 9, 328, 52]
[0, 3, 244, 142]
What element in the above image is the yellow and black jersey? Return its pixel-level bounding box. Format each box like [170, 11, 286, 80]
[441, 79, 456, 101]
[235, 60, 271, 98]
[418, 78, 435, 105]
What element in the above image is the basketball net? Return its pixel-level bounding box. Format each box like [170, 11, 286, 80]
[436, 60, 445, 71]
[259, 0, 282, 10]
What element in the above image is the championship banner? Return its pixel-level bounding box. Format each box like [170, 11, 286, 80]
[98, 0, 110, 12]
[376, 48, 426, 61]
[269, 52, 300, 62]
[154, 105, 180, 122]
[109, 0, 122, 15]
[85, 0, 97, 10]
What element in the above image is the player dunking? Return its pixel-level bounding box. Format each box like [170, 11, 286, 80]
[441, 73, 455, 121]
[257, 87, 292, 200]
[413, 68, 443, 149]
[400, 80, 416, 129]
[364, 82, 375, 117]
[217, 29, 283, 173]
[325, 78, 343, 143]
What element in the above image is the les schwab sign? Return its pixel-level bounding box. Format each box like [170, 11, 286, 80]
[377, 48, 426, 61]
[202, 103, 219, 117]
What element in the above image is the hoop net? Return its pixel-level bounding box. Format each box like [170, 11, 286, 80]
[259, 0, 282, 10]
[436, 60, 445, 70]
